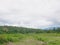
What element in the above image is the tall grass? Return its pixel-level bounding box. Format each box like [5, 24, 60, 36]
[0, 34, 24, 44]
[0, 33, 60, 45]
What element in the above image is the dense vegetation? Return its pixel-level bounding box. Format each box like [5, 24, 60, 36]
[0, 33, 60, 45]
[0, 26, 60, 45]
[0, 26, 60, 34]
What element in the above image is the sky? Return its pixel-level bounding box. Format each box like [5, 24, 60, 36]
[0, 0, 60, 29]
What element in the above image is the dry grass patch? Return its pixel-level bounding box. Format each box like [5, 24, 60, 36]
[7, 39, 47, 45]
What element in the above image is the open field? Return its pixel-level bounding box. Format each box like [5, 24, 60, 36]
[0, 33, 60, 45]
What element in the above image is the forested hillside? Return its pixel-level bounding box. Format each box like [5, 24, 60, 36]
[0, 26, 60, 34]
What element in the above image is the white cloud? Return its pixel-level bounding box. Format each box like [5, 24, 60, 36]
[0, 0, 60, 28]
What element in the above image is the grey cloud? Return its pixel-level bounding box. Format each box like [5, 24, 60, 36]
[0, 0, 60, 28]
[0, 18, 13, 24]
[50, 19, 60, 25]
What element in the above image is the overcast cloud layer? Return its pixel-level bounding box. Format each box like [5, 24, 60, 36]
[0, 0, 60, 28]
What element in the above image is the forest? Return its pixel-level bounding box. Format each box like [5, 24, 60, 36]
[0, 26, 60, 34]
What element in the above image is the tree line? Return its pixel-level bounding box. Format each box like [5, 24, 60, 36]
[0, 26, 60, 34]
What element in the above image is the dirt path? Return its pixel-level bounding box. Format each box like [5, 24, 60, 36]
[7, 39, 47, 45]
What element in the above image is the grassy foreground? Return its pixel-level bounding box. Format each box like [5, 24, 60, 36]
[0, 33, 60, 45]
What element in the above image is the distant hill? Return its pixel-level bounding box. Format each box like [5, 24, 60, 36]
[0, 26, 60, 34]
[0, 26, 43, 34]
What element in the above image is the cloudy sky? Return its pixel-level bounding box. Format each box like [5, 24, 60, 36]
[0, 0, 60, 28]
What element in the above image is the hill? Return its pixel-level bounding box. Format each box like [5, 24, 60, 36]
[0, 26, 60, 34]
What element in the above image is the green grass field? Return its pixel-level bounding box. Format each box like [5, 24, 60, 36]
[0, 33, 60, 45]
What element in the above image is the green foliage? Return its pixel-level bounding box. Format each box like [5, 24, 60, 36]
[0, 26, 60, 34]
[0, 26, 60, 45]
[0, 33, 60, 45]
[0, 34, 24, 44]
[0, 26, 44, 34]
